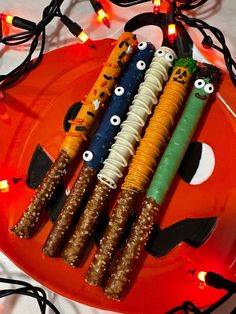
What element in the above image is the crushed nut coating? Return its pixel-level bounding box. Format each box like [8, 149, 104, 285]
[62, 180, 111, 266]
[11, 150, 71, 238]
[86, 189, 138, 286]
[103, 197, 159, 300]
[43, 165, 97, 256]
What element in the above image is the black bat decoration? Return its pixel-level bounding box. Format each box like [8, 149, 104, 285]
[145, 217, 217, 257]
[26, 144, 66, 222]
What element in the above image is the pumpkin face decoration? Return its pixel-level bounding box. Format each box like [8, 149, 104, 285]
[173, 67, 190, 85]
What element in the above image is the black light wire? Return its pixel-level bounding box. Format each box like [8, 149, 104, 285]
[178, 0, 209, 10]
[175, 5, 236, 84]
[0, 0, 63, 89]
[0, 276, 233, 314]
[203, 291, 234, 314]
[107, 0, 205, 9]
[0, 278, 60, 314]
[107, 0, 150, 7]
[166, 291, 234, 314]
[107, 0, 236, 84]
[2, 0, 235, 86]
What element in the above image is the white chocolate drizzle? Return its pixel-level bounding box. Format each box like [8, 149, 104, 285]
[97, 47, 176, 189]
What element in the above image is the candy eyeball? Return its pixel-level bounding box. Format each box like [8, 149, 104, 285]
[165, 52, 174, 62]
[155, 49, 165, 57]
[83, 151, 93, 162]
[194, 79, 205, 89]
[138, 42, 148, 50]
[155, 47, 176, 65]
[204, 83, 214, 94]
[110, 115, 121, 126]
[136, 60, 146, 70]
[114, 86, 125, 96]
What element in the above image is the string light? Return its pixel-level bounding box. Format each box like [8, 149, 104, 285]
[166, 1, 177, 44]
[0, 13, 36, 31]
[89, 0, 110, 28]
[196, 270, 207, 282]
[60, 15, 95, 47]
[0, 180, 9, 193]
[152, 0, 161, 15]
[97, 9, 110, 28]
[192, 270, 236, 292]
[77, 31, 89, 43]
[168, 23, 176, 44]
[1, 14, 13, 25]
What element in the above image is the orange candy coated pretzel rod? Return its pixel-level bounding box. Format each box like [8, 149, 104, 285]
[11, 32, 137, 238]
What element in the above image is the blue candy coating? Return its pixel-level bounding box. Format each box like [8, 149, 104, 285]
[83, 42, 155, 170]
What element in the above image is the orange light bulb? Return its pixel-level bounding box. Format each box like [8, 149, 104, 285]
[0, 179, 9, 193]
[0, 14, 13, 25]
[197, 271, 207, 282]
[78, 31, 89, 43]
[5, 15, 13, 24]
[153, 0, 161, 15]
[97, 9, 110, 27]
[168, 23, 176, 35]
[168, 23, 176, 44]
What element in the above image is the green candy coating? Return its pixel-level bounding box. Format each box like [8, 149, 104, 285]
[173, 58, 198, 74]
[147, 77, 214, 205]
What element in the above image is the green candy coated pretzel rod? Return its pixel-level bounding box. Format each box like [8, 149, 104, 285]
[147, 64, 222, 204]
[103, 63, 222, 300]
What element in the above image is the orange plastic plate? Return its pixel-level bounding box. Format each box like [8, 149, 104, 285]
[0, 39, 236, 314]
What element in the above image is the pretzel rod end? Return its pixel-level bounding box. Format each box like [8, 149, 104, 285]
[42, 165, 97, 257]
[103, 197, 159, 300]
[85, 189, 139, 287]
[11, 150, 71, 238]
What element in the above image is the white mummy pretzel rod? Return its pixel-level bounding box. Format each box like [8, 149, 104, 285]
[97, 48, 176, 189]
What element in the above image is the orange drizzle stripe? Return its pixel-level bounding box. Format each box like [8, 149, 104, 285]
[105, 87, 111, 96]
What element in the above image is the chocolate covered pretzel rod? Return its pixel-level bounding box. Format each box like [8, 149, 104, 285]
[11, 32, 137, 238]
[62, 47, 176, 266]
[42, 42, 155, 256]
[103, 64, 222, 300]
[86, 57, 197, 286]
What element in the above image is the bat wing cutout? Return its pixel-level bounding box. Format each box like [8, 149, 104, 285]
[145, 217, 217, 258]
[26, 144, 66, 222]
[26, 144, 52, 190]
[63, 101, 83, 132]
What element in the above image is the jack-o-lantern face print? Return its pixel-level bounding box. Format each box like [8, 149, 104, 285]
[173, 67, 190, 85]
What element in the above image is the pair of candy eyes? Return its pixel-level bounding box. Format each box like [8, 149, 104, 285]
[194, 79, 214, 93]
[83, 114, 121, 162]
[138, 42, 175, 62]
[155, 50, 175, 61]
[114, 59, 146, 97]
